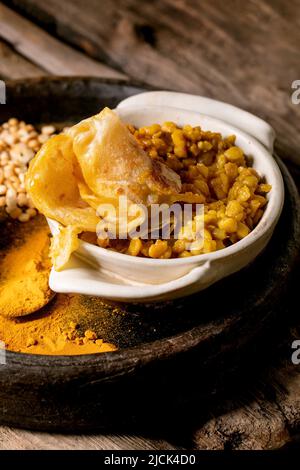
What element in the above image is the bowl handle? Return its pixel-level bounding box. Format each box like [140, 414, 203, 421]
[49, 258, 215, 302]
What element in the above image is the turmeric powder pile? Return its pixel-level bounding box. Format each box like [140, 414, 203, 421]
[0, 213, 117, 355]
[0, 294, 117, 355]
[0, 215, 54, 317]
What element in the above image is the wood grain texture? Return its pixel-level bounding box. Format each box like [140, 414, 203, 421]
[5, 0, 300, 164]
[0, 428, 182, 450]
[194, 343, 300, 450]
[0, 39, 44, 79]
[0, 4, 126, 79]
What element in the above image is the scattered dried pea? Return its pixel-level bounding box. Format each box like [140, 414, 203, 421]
[0, 118, 57, 222]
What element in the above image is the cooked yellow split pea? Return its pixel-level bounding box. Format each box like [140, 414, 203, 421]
[101, 122, 271, 258]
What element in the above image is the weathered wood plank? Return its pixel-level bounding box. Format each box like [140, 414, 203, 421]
[194, 362, 300, 450]
[7, 0, 300, 164]
[193, 287, 300, 450]
[0, 39, 44, 79]
[0, 428, 182, 450]
[0, 4, 126, 79]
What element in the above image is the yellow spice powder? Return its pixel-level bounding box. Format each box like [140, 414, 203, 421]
[0, 214, 117, 355]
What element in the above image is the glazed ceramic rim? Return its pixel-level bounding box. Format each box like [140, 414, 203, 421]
[50, 105, 284, 266]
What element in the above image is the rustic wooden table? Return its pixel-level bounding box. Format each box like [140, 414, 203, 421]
[0, 0, 299, 450]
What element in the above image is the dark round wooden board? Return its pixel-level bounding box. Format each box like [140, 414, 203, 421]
[0, 77, 299, 432]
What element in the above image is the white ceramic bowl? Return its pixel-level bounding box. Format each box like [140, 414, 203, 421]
[48, 98, 284, 302]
